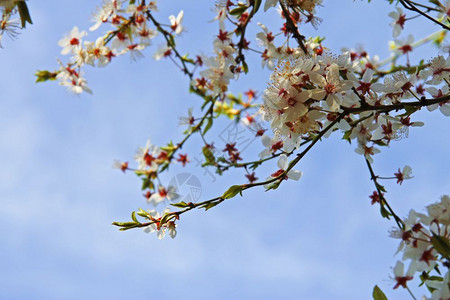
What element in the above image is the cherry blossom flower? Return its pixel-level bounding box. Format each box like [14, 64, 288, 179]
[148, 185, 179, 206]
[419, 55, 450, 85]
[355, 143, 380, 163]
[394, 165, 413, 185]
[134, 139, 160, 171]
[89, 0, 122, 31]
[310, 63, 353, 111]
[259, 134, 284, 158]
[391, 34, 414, 55]
[153, 44, 172, 61]
[58, 26, 87, 55]
[392, 261, 415, 289]
[388, 7, 406, 38]
[264, 154, 302, 188]
[143, 208, 177, 239]
[112, 160, 128, 173]
[426, 85, 450, 116]
[169, 10, 184, 35]
[56, 63, 92, 94]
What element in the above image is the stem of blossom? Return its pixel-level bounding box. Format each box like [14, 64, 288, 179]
[167, 100, 216, 163]
[216, 138, 313, 171]
[406, 286, 418, 300]
[399, 0, 450, 31]
[235, 2, 257, 65]
[146, 12, 194, 78]
[103, 18, 135, 45]
[279, 1, 309, 55]
[365, 158, 405, 230]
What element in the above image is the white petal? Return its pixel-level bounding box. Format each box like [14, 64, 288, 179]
[440, 104, 450, 116]
[277, 154, 288, 170]
[287, 169, 302, 181]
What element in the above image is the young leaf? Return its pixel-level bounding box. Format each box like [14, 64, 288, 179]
[203, 116, 213, 135]
[372, 285, 388, 300]
[171, 201, 190, 208]
[202, 201, 220, 211]
[221, 185, 243, 199]
[17, 1, 33, 28]
[131, 211, 139, 223]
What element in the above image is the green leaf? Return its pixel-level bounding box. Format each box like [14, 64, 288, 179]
[113, 221, 138, 227]
[380, 205, 391, 219]
[17, 1, 32, 28]
[159, 213, 171, 226]
[221, 185, 243, 199]
[428, 276, 444, 282]
[202, 146, 216, 165]
[372, 285, 388, 300]
[171, 201, 191, 208]
[203, 116, 213, 135]
[202, 201, 220, 211]
[242, 60, 249, 74]
[252, 0, 262, 14]
[137, 208, 149, 218]
[376, 183, 387, 193]
[431, 234, 450, 259]
[35, 70, 57, 83]
[131, 211, 138, 223]
[342, 129, 352, 143]
[372, 140, 387, 147]
[141, 177, 151, 190]
[229, 5, 248, 16]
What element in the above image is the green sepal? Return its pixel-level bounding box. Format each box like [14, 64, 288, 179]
[431, 234, 450, 259]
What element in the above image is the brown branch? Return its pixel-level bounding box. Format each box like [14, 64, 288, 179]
[399, 0, 450, 31]
[365, 159, 405, 230]
[343, 94, 450, 114]
[279, 1, 308, 55]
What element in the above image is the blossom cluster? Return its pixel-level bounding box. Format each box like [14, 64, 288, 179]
[390, 195, 450, 299]
[142, 208, 177, 239]
[260, 53, 450, 163]
[53, 0, 184, 94]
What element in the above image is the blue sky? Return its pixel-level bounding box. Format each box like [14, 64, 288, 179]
[0, 1, 449, 299]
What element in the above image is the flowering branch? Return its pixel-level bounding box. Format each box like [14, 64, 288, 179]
[399, 0, 450, 31]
